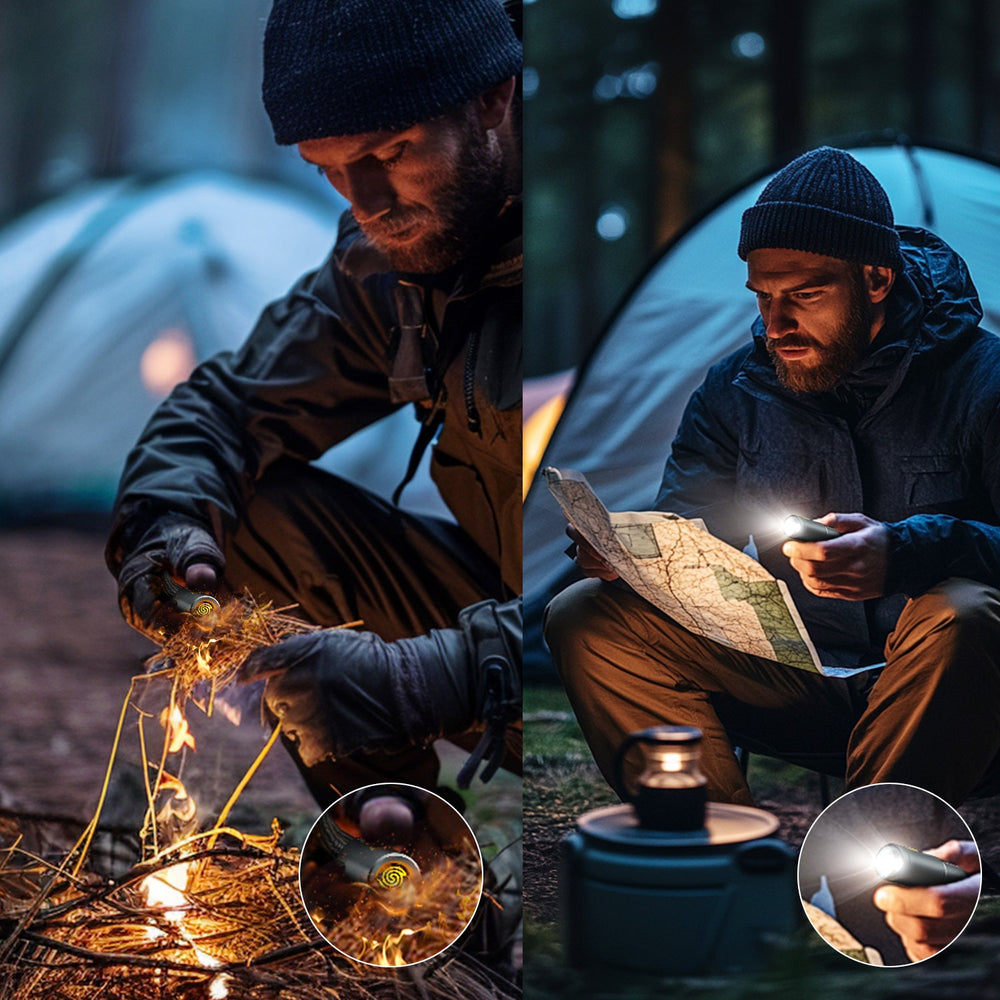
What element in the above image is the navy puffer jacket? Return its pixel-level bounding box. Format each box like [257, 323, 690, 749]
[655, 227, 1000, 667]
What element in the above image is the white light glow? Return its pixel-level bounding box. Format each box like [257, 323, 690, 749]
[612, 0, 658, 18]
[732, 31, 766, 59]
[874, 844, 904, 879]
[783, 515, 801, 538]
[523, 66, 540, 99]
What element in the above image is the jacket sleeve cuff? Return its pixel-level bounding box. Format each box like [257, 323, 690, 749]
[884, 515, 1000, 597]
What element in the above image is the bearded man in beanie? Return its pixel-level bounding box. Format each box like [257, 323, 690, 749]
[545, 146, 1000, 808]
[106, 0, 522, 812]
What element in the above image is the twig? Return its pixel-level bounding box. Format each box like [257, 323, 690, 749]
[20, 930, 324, 974]
[205, 723, 283, 851]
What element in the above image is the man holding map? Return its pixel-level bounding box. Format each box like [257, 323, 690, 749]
[544, 146, 1000, 807]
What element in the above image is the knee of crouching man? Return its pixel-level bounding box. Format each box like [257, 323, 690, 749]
[542, 579, 606, 667]
[903, 577, 1000, 635]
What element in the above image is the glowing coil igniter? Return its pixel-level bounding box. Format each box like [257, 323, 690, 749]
[318, 814, 420, 890]
[161, 570, 221, 619]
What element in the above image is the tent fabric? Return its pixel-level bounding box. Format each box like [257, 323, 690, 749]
[523, 143, 1000, 677]
[0, 171, 449, 522]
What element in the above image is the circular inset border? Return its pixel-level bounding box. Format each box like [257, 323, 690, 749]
[796, 783, 982, 967]
[298, 783, 484, 967]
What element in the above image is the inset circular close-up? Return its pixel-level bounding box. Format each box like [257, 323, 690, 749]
[797, 783, 982, 966]
[299, 783, 484, 967]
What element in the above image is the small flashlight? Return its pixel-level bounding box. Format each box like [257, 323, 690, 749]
[874, 843, 968, 886]
[318, 815, 421, 890]
[782, 515, 841, 542]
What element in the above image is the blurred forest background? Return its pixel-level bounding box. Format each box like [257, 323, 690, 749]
[0, 0, 336, 225]
[525, 0, 1000, 376]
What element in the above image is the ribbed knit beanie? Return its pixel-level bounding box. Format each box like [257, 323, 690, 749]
[738, 147, 903, 270]
[262, 0, 522, 144]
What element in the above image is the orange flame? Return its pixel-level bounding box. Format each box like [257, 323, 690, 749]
[140, 861, 230, 996]
[159, 704, 196, 754]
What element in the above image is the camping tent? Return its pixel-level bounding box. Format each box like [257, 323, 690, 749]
[524, 142, 1000, 677]
[0, 172, 448, 522]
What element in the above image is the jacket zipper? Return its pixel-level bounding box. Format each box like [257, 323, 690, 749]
[464, 326, 482, 434]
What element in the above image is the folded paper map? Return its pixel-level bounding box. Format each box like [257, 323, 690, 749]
[544, 466, 829, 673]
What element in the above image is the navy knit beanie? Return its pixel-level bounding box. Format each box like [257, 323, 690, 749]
[263, 0, 522, 144]
[738, 147, 904, 270]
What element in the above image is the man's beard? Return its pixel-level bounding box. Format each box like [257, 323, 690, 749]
[767, 272, 875, 393]
[357, 113, 508, 274]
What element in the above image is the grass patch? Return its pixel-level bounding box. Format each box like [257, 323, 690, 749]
[523, 685, 1000, 999]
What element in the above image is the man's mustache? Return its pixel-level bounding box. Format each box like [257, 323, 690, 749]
[767, 334, 822, 352]
[362, 208, 430, 239]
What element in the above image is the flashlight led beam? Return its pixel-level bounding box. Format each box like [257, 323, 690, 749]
[874, 843, 968, 886]
[318, 815, 421, 890]
[782, 515, 841, 542]
[161, 570, 221, 619]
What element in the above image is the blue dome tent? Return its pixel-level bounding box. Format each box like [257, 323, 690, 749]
[524, 142, 1000, 677]
[0, 172, 448, 523]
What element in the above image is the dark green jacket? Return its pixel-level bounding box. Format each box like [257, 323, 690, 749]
[107, 199, 522, 601]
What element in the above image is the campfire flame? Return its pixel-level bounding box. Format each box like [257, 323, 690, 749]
[140, 860, 230, 996]
[159, 703, 196, 754]
[310, 852, 483, 966]
[139, 702, 232, 996]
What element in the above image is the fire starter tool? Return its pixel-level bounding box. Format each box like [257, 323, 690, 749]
[161, 570, 221, 619]
[318, 815, 421, 890]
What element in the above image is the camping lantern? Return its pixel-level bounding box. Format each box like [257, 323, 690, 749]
[613, 725, 707, 830]
[561, 727, 799, 974]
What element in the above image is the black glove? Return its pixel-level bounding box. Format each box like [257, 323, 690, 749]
[115, 512, 225, 639]
[240, 599, 521, 783]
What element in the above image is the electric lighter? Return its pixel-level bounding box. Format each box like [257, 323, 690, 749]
[318, 815, 421, 890]
[161, 570, 221, 619]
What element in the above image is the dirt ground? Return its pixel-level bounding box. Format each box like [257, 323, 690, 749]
[0, 526, 521, 844]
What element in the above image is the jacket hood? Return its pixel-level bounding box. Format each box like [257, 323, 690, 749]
[741, 226, 984, 406]
[891, 225, 983, 354]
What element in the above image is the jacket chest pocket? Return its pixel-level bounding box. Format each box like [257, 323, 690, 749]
[735, 448, 830, 515]
[901, 454, 965, 513]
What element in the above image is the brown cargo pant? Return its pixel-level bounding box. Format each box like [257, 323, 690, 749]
[219, 461, 520, 806]
[544, 576, 1000, 806]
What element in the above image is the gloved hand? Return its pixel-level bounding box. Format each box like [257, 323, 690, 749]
[115, 512, 225, 639]
[240, 599, 521, 782]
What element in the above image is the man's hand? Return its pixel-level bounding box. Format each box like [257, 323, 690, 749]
[566, 524, 619, 581]
[873, 840, 981, 962]
[240, 599, 520, 776]
[241, 629, 433, 766]
[781, 512, 888, 600]
[115, 514, 225, 639]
